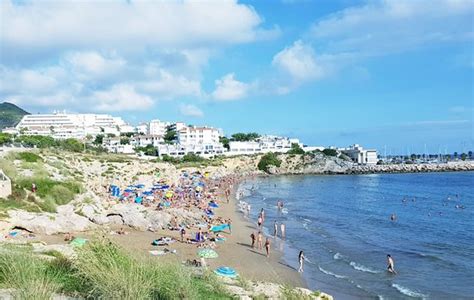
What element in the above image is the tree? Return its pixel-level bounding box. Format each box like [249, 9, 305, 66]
[322, 148, 338, 157]
[94, 134, 104, 145]
[219, 136, 230, 150]
[0, 133, 12, 145]
[287, 143, 305, 155]
[230, 132, 260, 142]
[410, 154, 417, 161]
[120, 137, 130, 145]
[454, 152, 458, 159]
[258, 152, 281, 173]
[461, 153, 467, 161]
[164, 126, 177, 144]
[469, 151, 473, 159]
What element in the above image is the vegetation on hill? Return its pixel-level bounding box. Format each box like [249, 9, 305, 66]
[230, 132, 260, 142]
[0, 239, 231, 299]
[258, 152, 282, 172]
[0, 102, 29, 129]
[322, 148, 338, 157]
[287, 143, 305, 155]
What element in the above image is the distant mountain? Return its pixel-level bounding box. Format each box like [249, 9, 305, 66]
[0, 102, 30, 129]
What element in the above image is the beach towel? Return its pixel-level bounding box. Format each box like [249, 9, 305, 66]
[70, 238, 87, 247]
[197, 249, 218, 259]
[210, 224, 230, 232]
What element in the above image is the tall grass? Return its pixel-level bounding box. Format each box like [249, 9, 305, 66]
[0, 239, 231, 299]
[0, 251, 62, 299]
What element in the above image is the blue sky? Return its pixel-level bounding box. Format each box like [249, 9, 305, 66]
[0, 0, 473, 153]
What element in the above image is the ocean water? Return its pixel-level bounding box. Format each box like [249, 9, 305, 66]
[238, 172, 474, 299]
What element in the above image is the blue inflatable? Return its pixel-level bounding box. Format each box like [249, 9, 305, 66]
[214, 267, 237, 278]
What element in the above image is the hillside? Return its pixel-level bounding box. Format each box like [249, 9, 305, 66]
[0, 102, 29, 129]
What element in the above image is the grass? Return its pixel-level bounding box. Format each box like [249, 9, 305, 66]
[17, 177, 82, 206]
[0, 238, 232, 299]
[16, 151, 43, 163]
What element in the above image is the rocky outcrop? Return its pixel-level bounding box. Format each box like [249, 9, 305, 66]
[220, 277, 333, 300]
[348, 161, 474, 174]
[7, 205, 94, 235]
[261, 153, 474, 175]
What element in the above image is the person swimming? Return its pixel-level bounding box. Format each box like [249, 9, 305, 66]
[390, 213, 397, 221]
[387, 254, 396, 274]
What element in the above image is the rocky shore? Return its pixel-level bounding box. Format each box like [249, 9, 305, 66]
[264, 152, 474, 175]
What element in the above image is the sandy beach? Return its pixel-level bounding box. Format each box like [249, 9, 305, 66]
[35, 181, 304, 289]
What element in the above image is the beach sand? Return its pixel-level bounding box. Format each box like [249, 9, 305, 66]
[36, 186, 304, 288]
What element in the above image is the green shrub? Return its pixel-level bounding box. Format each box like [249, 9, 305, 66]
[257, 152, 281, 173]
[287, 143, 305, 155]
[18, 177, 82, 207]
[17, 152, 43, 162]
[322, 148, 338, 156]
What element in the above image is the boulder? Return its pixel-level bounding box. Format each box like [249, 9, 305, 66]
[106, 204, 150, 231]
[8, 205, 94, 235]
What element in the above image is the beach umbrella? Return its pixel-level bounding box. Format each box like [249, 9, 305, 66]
[214, 266, 237, 278]
[165, 191, 174, 198]
[198, 249, 218, 259]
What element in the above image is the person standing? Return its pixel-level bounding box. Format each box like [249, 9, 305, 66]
[250, 232, 256, 248]
[265, 238, 271, 257]
[280, 223, 286, 239]
[257, 215, 263, 228]
[298, 251, 306, 272]
[257, 231, 263, 250]
[273, 220, 278, 236]
[387, 254, 397, 274]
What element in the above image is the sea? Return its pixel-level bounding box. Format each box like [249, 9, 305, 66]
[237, 172, 474, 299]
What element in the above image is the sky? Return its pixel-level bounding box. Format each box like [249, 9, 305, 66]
[0, 0, 473, 154]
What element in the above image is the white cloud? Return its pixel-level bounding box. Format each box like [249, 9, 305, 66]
[272, 40, 326, 82]
[65, 51, 125, 79]
[179, 104, 204, 117]
[212, 73, 250, 101]
[91, 84, 153, 112]
[139, 70, 202, 99]
[1, 0, 268, 54]
[309, 0, 474, 55]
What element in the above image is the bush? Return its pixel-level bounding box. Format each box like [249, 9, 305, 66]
[287, 143, 305, 155]
[18, 177, 82, 207]
[182, 153, 205, 163]
[0, 133, 12, 145]
[17, 152, 43, 163]
[322, 148, 338, 156]
[258, 152, 281, 173]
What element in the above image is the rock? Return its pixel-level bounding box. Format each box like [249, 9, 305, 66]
[31, 243, 76, 259]
[7, 205, 94, 235]
[106, 204, 150, 231]
[80, 204, 109, 225]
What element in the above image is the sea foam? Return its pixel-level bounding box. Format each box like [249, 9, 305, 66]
[349, 261, 380, 274]
[392, 284, 427, 299]
[318, 266, 347, 279]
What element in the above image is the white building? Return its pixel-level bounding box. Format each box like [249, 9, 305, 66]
[156, 143, 225, 158]
[135, 123, 148, 135]
[102, 136, 135, 154]
[149, 119, 169, 136]
[339, 144, 378, 165]
[15, 113, 130, 139]
[130, 135, 164, 148]
[177, 126, 221, 146]
[226, 135, 302, 155]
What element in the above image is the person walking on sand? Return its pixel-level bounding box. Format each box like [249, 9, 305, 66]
[273, 220, 278, 236]
[387, 254, 397, 274]
[280, 222, 286, 239]
[257, 231, 263, 250]
[250, 232, 256, 248]
[298, 250, 306, 273]
[265, 238, 271, 257]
